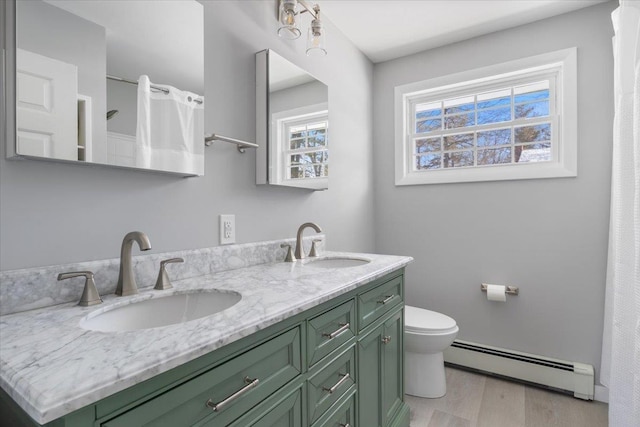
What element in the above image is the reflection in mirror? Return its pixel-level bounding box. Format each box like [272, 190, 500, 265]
[256, 49, 329, 190]
[11, 0, 204, 176]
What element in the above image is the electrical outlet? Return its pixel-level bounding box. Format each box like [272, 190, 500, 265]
[219, 214, 236, 245]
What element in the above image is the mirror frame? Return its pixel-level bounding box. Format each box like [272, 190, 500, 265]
[255, 49, 329, 191]
[2, 0, 17, 159]
[1, 0, 202, 178]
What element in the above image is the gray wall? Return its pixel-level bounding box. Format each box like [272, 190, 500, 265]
[0, 0, 375, 270]
[17, 0, 107, 161]
[106, 79, 137, 137]
[373, 2, 615, 383]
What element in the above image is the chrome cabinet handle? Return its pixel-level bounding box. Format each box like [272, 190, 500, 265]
[339, 424, 351, 427]
[205, 376, 259, 412]
[377, 295, 395, 305]
[322, 373, 350, 394]
[322, 323, 350, 339]
[382, 335, 392, 344]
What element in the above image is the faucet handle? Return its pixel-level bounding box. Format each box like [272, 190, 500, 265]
[154, 258, 184, 290]
[57, 271, 102, 307]
[309, 239, 322, 258]
[280, 244, 296, 262]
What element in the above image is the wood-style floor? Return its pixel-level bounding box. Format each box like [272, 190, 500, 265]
[406, 366, 608, 427]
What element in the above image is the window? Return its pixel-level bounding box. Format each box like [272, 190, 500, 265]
[395, 48, 577, 185]
[272, 104, 328, 189]
[283, 115, 328, 180]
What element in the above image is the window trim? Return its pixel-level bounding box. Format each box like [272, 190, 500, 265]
[394, 48, 577, 185]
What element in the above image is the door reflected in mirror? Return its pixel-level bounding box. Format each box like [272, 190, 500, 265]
[256, 49, 329, 190]
[11, 0, 204, 176]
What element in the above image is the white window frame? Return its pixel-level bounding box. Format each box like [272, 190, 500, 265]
[394, 48, 577, 185]
[271, 103, 328, 190]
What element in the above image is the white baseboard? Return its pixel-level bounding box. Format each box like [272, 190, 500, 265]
[445, 340, 595, 400]
[594, 385, 609, 403]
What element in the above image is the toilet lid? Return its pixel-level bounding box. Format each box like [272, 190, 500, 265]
[405, 305, 457, 333]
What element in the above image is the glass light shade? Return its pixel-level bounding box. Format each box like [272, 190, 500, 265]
[278, 0, 301, 40]
[306, 20, 326, 57]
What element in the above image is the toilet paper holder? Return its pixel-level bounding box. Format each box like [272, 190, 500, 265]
[480, 283, 519, 295]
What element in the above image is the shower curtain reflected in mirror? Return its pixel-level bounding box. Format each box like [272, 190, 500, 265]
[136, 75, 205, 176]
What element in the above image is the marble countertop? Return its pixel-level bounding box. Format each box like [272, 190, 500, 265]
[0, 251, 412, 424]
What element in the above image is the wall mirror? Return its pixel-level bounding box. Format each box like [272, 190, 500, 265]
[256, 49, 329, 190]
[5, 0, 204, 176]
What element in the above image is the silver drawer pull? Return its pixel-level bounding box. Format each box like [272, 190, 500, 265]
[377, 295, 395, 305]
[382, 335, 392, 344]
[322, 373, 350, 394]
[339, 424, 351, 427]
[322, 323, 350, 339]
[206, 376, 259, 412]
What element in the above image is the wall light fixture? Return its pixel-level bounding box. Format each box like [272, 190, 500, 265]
[277, 0, 326, 56]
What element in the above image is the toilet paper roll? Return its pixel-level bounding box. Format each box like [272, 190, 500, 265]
[486, 284, 507, 302]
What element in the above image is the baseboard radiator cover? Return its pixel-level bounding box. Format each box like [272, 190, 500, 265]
[444, 340, 594, 400]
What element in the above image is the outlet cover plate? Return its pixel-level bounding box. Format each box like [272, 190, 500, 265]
[219, 214, 235, 245]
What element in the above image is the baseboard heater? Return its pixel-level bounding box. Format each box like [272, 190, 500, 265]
[444, 340, 594, 400]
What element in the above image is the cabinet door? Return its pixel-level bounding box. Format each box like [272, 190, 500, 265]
[357, 322, 384, 427]
[357, 307, 404, 427]
[382, 309, 403, 426]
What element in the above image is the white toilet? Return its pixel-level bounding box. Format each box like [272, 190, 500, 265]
[404, 305, 459, 398]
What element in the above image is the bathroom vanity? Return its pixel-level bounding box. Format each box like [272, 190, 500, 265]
[0, 244, 412, 427]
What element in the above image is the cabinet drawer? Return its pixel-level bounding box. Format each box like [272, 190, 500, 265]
[307, 299, 356, 367]
[102, 326, 302, 427]
[312, 388, 356, 427]
[307, 346, 356, 425]
[358, 275, 403, 331]
[214, 385, 303, 427]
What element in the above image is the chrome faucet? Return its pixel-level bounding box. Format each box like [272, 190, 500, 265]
[116, 231, 151, 296]
[294, 222, 322, 260]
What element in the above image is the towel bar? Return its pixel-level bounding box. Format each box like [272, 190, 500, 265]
[205, 133, 258, 153]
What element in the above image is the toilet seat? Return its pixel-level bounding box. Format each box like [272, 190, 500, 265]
[405, 305, 457, 334]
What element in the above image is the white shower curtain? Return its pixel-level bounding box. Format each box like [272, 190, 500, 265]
[601, 1, 640, 426]
[136, 75, 204, 175]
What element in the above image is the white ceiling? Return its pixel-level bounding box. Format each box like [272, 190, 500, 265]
[319, 0, 609, 63]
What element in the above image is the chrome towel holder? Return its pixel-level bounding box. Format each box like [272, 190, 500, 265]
[205, 133, 258, 153]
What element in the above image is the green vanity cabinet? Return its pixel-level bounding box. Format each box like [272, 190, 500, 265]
[0, 269, 410, 427]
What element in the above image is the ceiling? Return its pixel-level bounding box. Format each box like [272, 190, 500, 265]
[319, 0, 609, 63]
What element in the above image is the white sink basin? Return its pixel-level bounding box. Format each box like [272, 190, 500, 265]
[79, 290, 242, 332]
[304, 257, 371, 269]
